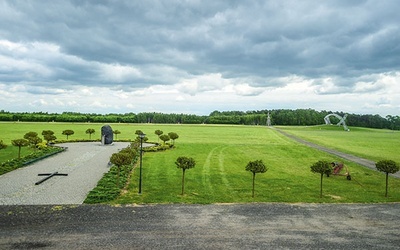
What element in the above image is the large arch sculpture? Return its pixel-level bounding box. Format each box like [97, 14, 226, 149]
[324, 113, 349, 131]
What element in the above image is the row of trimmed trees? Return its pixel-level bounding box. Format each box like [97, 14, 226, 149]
[0, 128, 127, 159]
[1, 130, 75, 159]
[174, 157, 398, 198]
[175, 157, 267, 197]
[311, 160, 399, 198]
[154, 130, 179, 145]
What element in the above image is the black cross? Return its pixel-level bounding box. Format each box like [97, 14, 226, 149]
[35, 171, 68, 185]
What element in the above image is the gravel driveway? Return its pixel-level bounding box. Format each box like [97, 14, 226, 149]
[0, 142, 131, 205]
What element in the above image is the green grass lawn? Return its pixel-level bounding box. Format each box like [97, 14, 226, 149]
[114, 124, 400, 204]
[0, 121, 132, 162]
[277, 125, 400, 163]
[1, 122, 399, 204]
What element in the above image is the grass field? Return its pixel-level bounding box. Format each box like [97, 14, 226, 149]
[1, 122, 399, 203]
[277, 125, 400, 163]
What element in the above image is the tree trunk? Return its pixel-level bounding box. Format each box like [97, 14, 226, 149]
[385, 172, 389, 197]
[117, 166, 120, 187]
[252, 172, 256, 198]
[18, 146, 21, 159]
[181, 169, 186, 195]
[320, 173, 323, 198]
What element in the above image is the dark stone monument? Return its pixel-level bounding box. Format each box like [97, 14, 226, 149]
[101, 125, 113, 145]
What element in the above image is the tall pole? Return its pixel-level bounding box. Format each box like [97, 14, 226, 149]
[138, 134, 145, 194]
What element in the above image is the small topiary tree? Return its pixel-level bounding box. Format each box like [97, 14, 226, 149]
[11, 138, 29, 158]
[86, 128, 95, 139]
[175, 156, 196, 195]
[310, 160, 332, 198]
[160, 134, 170, 145]
[0, 140, 7, 150]
[113, 130, 121, 139]
[42, 130, 56, 144]
[62, 130, 74, 140]
[110, 152, 133, 187]
[245, 160, 268, 198]
[135, 130, 144, 136]
[376, 160, 399, 197]
[155, 130, 163, 142]
[168, 132, 179, 146]
[24, 132, 42, 150]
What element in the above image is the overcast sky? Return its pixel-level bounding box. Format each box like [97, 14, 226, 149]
[1, 0, 399, 117]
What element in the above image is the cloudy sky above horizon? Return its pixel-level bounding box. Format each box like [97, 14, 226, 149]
[1, 0, 399, 117]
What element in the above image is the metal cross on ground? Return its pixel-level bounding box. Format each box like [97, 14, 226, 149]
[35, 171, 68, 185]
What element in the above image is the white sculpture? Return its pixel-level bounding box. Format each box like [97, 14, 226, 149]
[324, 113, 349, 131]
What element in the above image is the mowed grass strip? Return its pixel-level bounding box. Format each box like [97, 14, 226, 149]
[1, 122, 399, 203]
[277, 125, 400, 163]
[114, 125, 400, 204]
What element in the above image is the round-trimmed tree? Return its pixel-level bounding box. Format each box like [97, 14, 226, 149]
[62, 130, 74, 140]
[113, 130, 121, 139]
[11, 139, 29, 158]
[160, 134, 170, 145]
[86, 128, 95, 139]
[168, 132, 179, 146]
[376, 160, 399, 197]
[310, 160, 332, 198]
[245, 160, 268, 198]
[24, 132, 42, 150]
[42, 130, 56, 144]
[155, 130, 163, 142]
[110, 152, 133, 187]
[0, 140, 7, 150]
[175, 156, 196, 195]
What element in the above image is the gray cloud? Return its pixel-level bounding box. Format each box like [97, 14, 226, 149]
[0, 0, 399, 115]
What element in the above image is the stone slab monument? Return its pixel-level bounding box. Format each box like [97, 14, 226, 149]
[101, 125, 113, 145]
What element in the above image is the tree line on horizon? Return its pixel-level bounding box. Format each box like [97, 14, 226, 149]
[0, 109, 399, 130]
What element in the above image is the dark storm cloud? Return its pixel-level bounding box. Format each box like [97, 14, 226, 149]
[1, 0, 399, 93]
[1, 1, 400, 84]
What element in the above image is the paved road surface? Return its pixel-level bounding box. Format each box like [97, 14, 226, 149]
[1, 136, 399, 249]
[1, 203, 399, 249]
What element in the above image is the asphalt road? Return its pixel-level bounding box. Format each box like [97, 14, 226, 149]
[1, 203, 399, 249]
[1, 134, 399, 249]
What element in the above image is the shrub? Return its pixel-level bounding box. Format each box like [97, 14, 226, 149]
[84, 145, 139, 204]
[0, 146, 65, 175]
[376, 160, 400, 197]
[310, 160, 332, 198]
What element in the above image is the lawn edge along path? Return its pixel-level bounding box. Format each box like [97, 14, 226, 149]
[274, 128, 400, 178]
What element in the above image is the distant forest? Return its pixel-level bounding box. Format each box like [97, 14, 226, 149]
[1, 109, 399, 130]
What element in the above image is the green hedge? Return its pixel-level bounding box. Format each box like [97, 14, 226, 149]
[84, 152, 138, 204]
[143, 143, 174, 152]
[0, 146, 65, 176]
[54, 139, 133, 144]
[84, 142, 174, 203]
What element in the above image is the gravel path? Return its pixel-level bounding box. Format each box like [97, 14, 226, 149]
[275, 128, 400, 178]
[0, 142, 131, 205]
